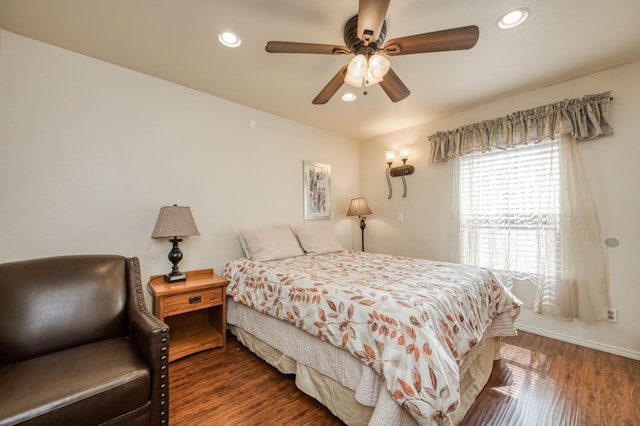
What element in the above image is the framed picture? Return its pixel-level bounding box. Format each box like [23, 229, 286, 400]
[303, 161, 331, 220]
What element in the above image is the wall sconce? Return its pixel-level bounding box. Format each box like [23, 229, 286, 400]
[385, 148, 415, 198]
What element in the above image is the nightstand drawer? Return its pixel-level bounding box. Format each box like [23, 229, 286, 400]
[163, 288, 223, 316]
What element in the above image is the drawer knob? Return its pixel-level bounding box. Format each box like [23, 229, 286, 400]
[189, 296, 202, 304]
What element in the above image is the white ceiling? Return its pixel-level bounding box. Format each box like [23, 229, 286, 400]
[1, 0, 639, 141]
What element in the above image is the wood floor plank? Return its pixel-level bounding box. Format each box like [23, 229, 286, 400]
[169, 335, 343, 425]
[169, 331, 640, 425]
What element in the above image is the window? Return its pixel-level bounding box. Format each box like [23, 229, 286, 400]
[458, 139, 561, 290]
[431, 91, 612, 320]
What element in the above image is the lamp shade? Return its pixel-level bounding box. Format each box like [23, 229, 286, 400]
[385, 150, 396, 163]
[399, 146, 411, 160]
[345, 54, 368, 87]
[151, 205, 200, 238]
[366, 54, 390, 85]
[346, 198, 372, 217]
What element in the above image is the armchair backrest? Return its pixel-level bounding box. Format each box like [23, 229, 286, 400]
[0, 255, 130, 365]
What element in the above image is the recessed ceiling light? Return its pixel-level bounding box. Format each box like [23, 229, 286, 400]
[498, 8, 529, 29]
[218, 31, 241, 48]
[341, 93, 357, 102]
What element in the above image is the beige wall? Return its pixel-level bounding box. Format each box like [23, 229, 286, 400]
[360, 61, 640, 359]
[0, 31, 360, 307]
[2, 29, 638, 359]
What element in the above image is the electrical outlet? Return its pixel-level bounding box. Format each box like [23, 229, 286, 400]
[605, 307, 618, 323]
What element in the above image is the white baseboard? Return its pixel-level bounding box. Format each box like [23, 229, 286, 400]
[515, 323, 640, 361]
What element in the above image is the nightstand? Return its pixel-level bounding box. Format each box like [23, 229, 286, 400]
[149, 269, 228, 362]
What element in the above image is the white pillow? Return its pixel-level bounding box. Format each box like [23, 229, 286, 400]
[293, 226, 344, 255]
[238, 226, 305, 261]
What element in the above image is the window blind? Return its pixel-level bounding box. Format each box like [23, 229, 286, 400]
[458, 139, 561, 284]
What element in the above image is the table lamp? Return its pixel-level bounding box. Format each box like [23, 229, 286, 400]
[151, 205, 200, 282]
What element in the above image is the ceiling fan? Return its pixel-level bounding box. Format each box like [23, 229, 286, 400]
[265, 0, 479, 104]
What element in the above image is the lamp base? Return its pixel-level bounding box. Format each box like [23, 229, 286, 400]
[165, 237, 186, 283]
[164, 272, 187, 283]
[360, 215, 367, 252]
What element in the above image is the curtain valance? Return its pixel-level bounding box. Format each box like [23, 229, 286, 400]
[429, 91, 613, 163]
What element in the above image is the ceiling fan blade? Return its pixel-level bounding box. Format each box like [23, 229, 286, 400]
[266, 41, 350, 55]
[357, 0, 390, 44]
[382, 25, 480, 56]
[312, 65, 348, 105]
[379, 68, 410, 102]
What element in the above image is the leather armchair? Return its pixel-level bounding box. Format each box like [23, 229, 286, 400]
[0, 255, 169, 425]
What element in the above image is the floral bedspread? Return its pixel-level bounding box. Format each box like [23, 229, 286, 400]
[223, 250, 521, 424]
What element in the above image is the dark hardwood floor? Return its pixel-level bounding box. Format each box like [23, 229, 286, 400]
[460, 332, 640, 426]
[169, 330, 640, 425]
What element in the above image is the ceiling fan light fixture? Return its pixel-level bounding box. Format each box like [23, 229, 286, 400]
[218, 31, 242, 47]
[368, 54, 390, 80]
[344, 73, 363, 87]
[364, 70, 382, 87]
[345, 54, 390, 88]
[345, 54, 368, 87]
[498, 8, 529, 29]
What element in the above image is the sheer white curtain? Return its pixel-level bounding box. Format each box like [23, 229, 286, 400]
[431, 92, 612, 321]
[454, 134, 608, 320]
[556, 133, 609, 320]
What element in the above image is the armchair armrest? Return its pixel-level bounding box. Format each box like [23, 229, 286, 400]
[126, 257, 170, 426]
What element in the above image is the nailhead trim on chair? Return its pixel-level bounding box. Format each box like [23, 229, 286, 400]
[131, 258, 170, 426]
[159, 325, 169, 426]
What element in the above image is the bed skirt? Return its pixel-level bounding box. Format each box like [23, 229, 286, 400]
[227, 298, 500, 426]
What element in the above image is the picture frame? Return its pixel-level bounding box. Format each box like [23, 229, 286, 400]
[303, 161, 331, 220]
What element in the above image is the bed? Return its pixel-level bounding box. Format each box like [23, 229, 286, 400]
[223, 226, 522, 425]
